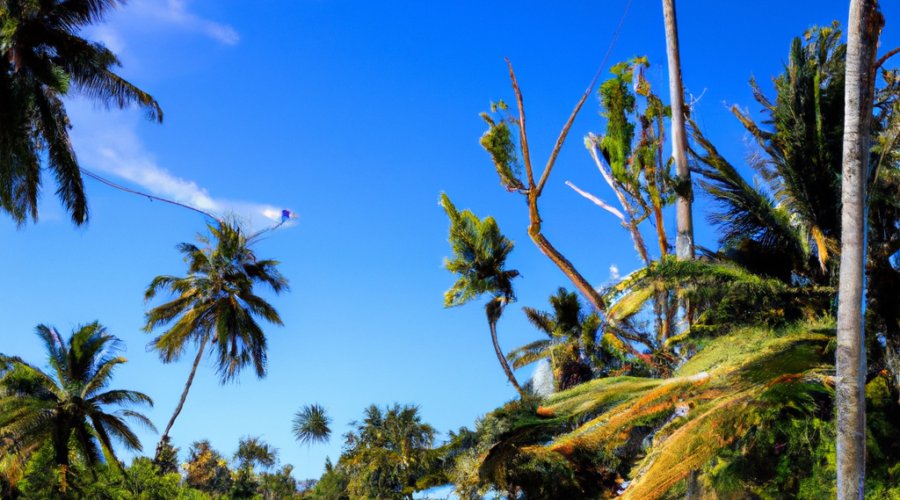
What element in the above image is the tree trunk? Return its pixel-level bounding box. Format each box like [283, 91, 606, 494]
[489, 318, 523, 396]
[154, 341, 206, 460]
[685, 469, 699, 499]
[837, 1, 882, 498]
[662, 0, 694, 261]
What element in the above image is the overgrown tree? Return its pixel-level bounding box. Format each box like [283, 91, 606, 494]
[339, 404, 437, 500]
[183, 439, 233, 494]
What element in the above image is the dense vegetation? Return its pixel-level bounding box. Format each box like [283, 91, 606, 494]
[2, 0, 899, 498]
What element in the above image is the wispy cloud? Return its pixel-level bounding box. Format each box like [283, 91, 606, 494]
[89, 0, 239, 47]
[67, 102, 284, 227]
[142, 0, 240, 45]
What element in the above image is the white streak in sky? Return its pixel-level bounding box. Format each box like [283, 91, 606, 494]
[67, 102, 283, 227]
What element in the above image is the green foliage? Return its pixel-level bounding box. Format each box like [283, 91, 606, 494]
[144, 217, 290, 383]
[507, 287, 623, 391]
[122, 457, 184, 500]
[691, 23, 847, 282]
[535, 321, 836, 499]
[153, 436, 181, 475]
[306, 458, 349, 500]
[598, 60, 638, 179]
[324, 404, 439, 500]
[0, 0, 162, 226]
[595, 56, 675, 248]
[440, 193, 518, 307]
[479, 100, 524, 192]
[0, 322, 154, 493]
[607, 258, 833, 343]
[293, 404, 332, 447]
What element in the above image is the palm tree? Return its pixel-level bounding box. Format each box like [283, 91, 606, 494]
[293, 404, 332, 447]
[661, 0, 693, 260]
[689, 24, 847, 284]
[441, 193, 523, 395]
[0, 323, 154, 489]
[143, 218, 289, 459]
[0, 0, 162, 226]
[507, 287, 618, 391]
[837, 2, 882, 498]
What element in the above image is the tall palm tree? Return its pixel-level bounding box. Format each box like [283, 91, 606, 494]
[661, 0, 693, 260]
[0, 323, 154, 489]
[837, 1, 882, 498]
[441, 193, 523, 395]
[0, 0, 162, 226]
[143, 218, 289, 458]
[507, 287, 618, 391]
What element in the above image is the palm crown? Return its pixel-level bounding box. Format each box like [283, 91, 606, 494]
[0, 0, 163, 226]
[0, 323, 154, 478]
[508, 288, 620, 390]
[441, 193, 519, 308]
[144, 219, 289, 382]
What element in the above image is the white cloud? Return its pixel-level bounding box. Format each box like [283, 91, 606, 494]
[67, 101, 285, 228]
[90, 24, 128, 53]
[609, 264, 620, 282]
[137, 0, 240, 45]
[86, 0, 239, 47]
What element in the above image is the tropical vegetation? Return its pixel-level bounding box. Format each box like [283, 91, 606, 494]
[3, 0, 900, 499]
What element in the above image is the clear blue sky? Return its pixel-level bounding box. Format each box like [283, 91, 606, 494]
[3, 0, 899, 483]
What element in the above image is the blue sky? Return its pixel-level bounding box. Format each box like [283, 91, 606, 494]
[3, 0, 899, 484]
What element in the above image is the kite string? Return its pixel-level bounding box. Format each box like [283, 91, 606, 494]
[79, 167, 221, 221]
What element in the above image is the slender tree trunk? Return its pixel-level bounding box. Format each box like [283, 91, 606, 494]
[662, 0, 693, 261]
[837, 2, 882, 498]
[154, 341, 206, 460]
[654, 206, 669, 258]
[488, 319, 523, 395]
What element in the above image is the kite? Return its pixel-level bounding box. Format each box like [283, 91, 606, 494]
[281, 209, 299, 224]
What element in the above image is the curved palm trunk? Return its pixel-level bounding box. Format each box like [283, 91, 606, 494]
[155, 341, 206, 460]
[837, 1, 882, 498]
[488, 318, 523, 395]
[662, 0, 694, 261]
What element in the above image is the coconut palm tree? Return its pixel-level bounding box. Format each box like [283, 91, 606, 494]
[0, 323, 154, 488]
[143, 218, 289, 459]
[293, 404, 332, 447]
[441, 193, 523, 395]
[0, 0, 162, 226]
[837, 2, 882, 497]
[507, 287, 620, 391]
[661, 0, 693, 260]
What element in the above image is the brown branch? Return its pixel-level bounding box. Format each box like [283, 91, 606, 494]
[506, 58, 535, 190]
[875, 46, 900, 70]
[536, 0, 633, 196]
[496, 0, 634, 358]
[565, 181, 625, 220]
